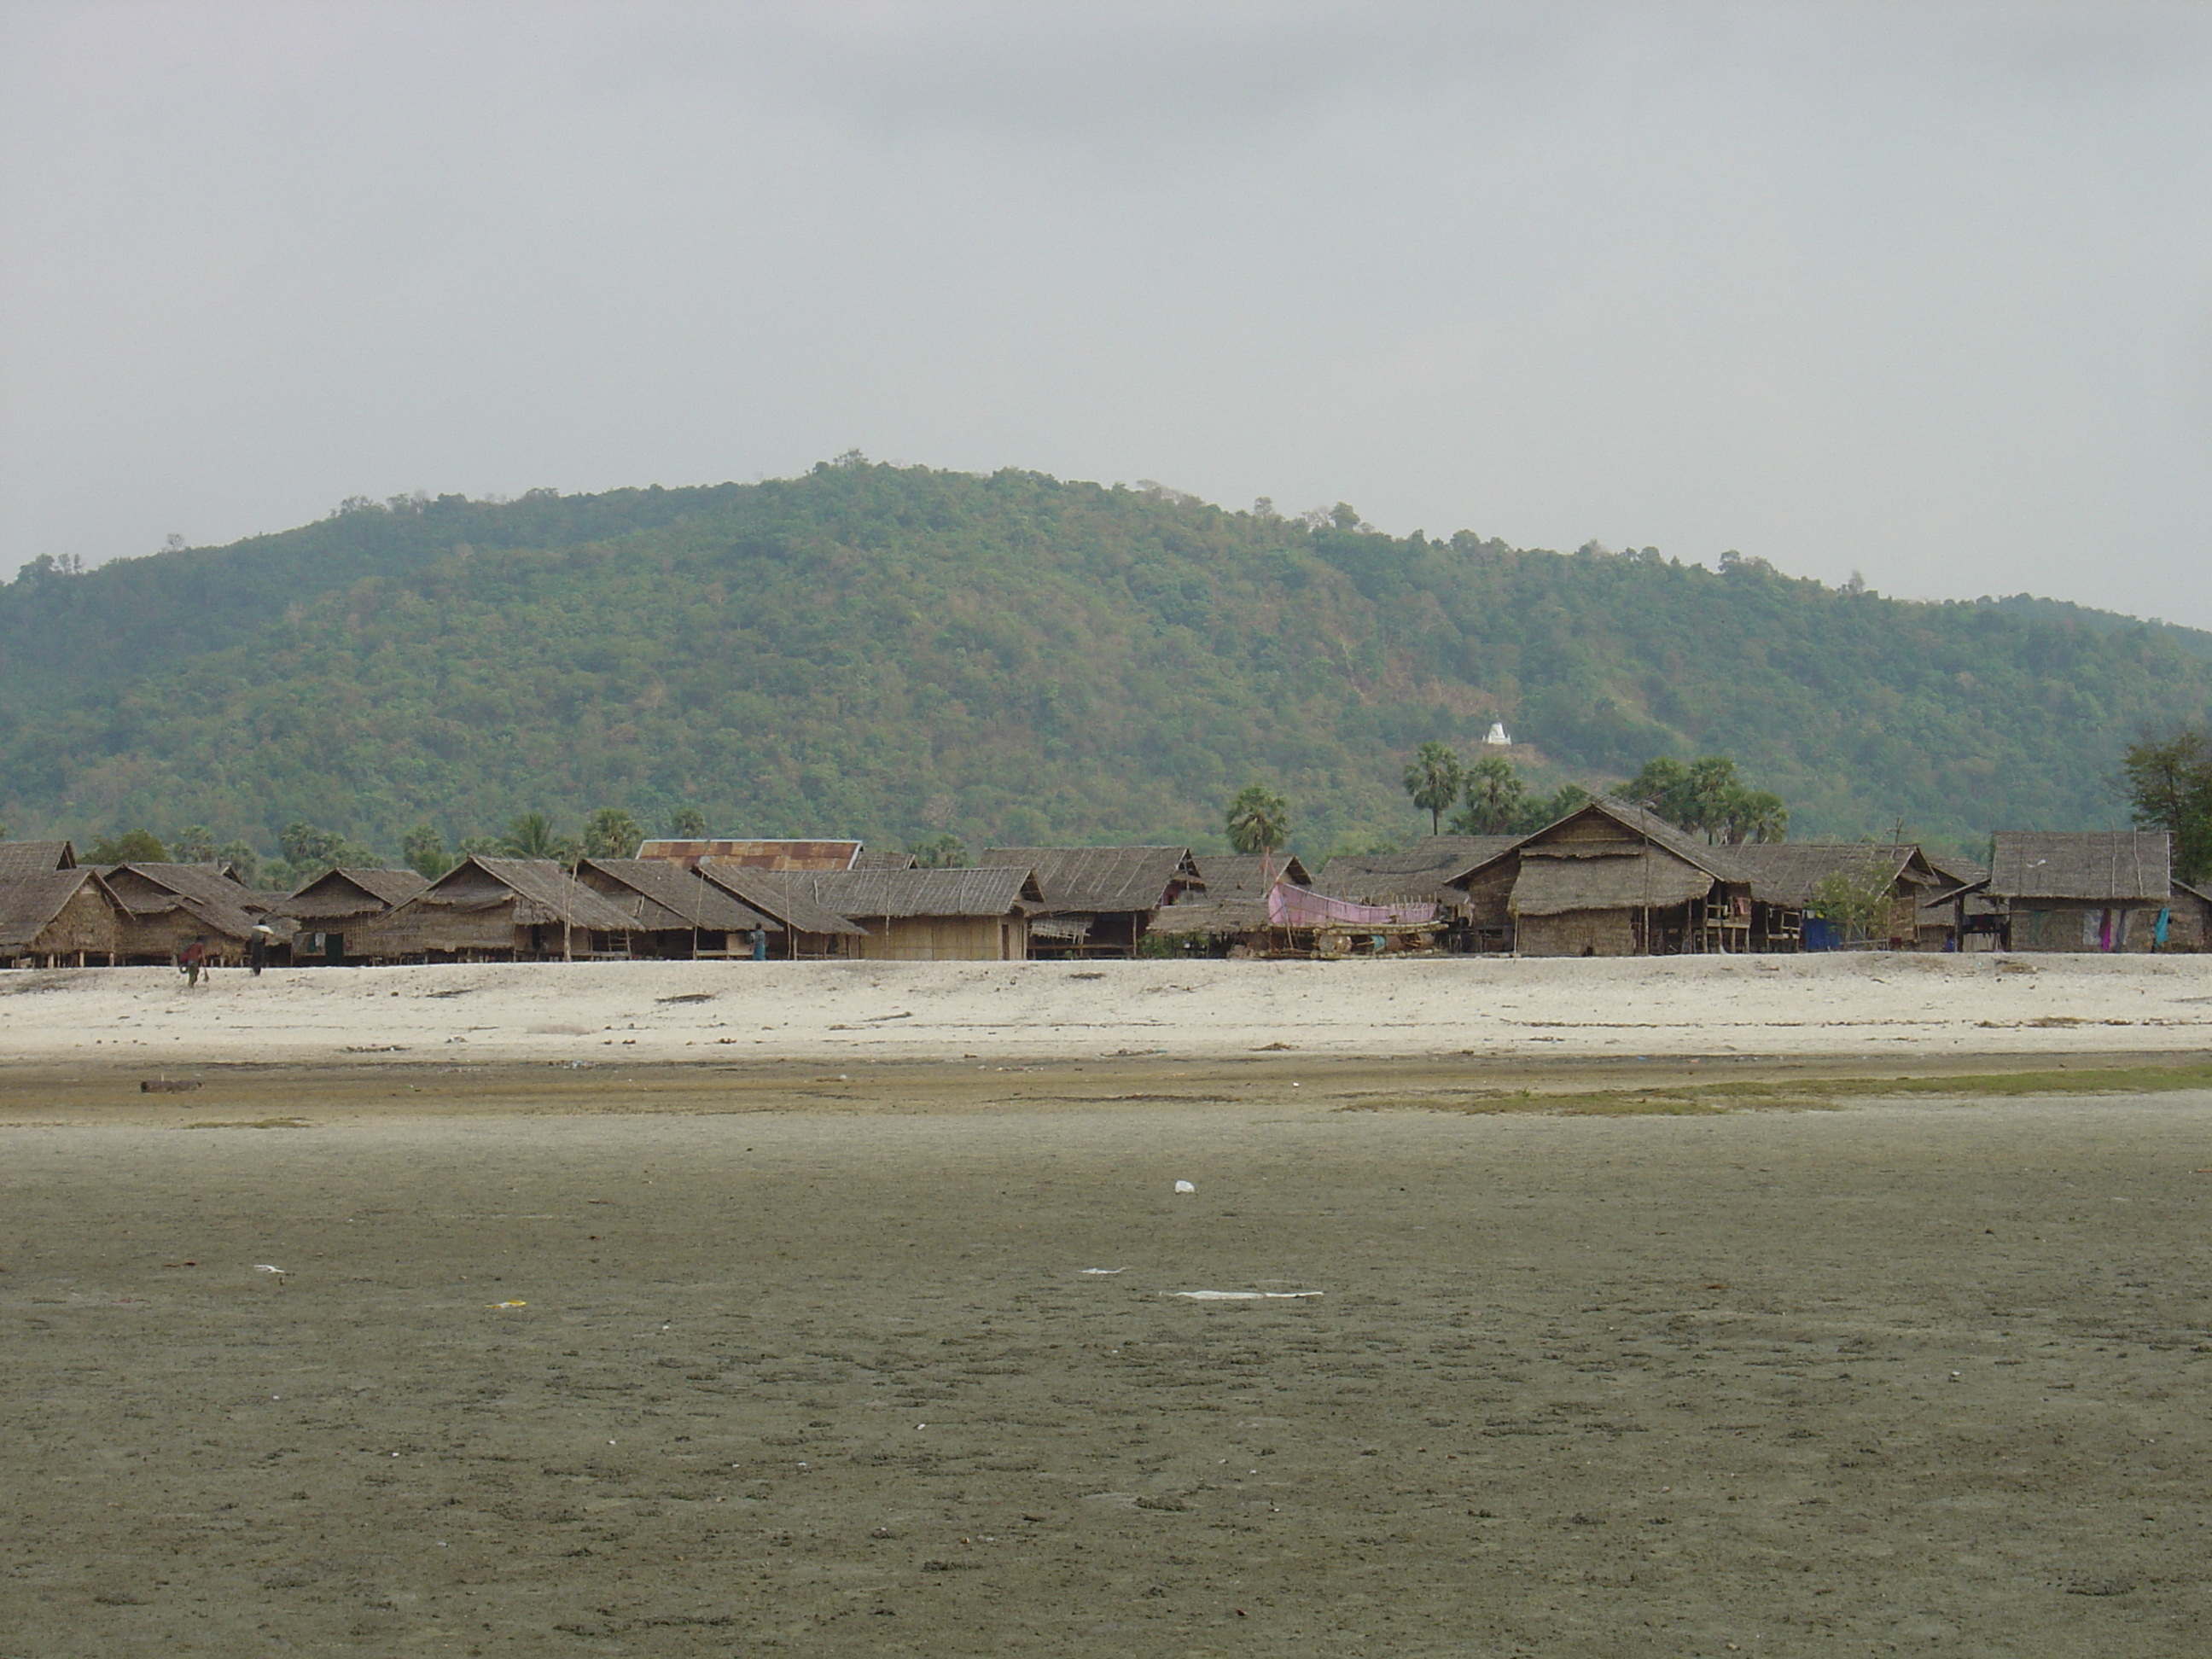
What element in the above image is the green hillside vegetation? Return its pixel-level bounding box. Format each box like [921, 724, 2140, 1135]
[1, 457, 2203, 868]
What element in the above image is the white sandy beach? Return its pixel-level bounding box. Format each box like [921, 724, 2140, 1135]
[5, 951, 2211, 1066]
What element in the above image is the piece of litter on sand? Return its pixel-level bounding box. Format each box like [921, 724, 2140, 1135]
[1080, 1267, 1127, 1275]
[488, 1300, 527, 1309]
[1173, 1180, 1196, 1194]
[254, 1264, 288, 1275]
[1172, 1290, 1323, 1301]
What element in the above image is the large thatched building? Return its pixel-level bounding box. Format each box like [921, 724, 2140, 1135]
[1452, 800, 1744, 957]
[349, 857, 640, 962]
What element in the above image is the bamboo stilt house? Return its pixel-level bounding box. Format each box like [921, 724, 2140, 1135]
[347, 856, 640, 962]
[0, 868, 124, 966]
[1723, 843, 1947, 952]
[573, 858, 774, 958]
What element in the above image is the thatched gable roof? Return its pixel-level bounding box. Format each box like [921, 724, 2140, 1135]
[978, 846, 1202, 913]
[0, 840, 75, 879]
[697, 866, 870, 937]
[408, 856, 642, 933]
[1721, 843, 1940, 908]
[1511, 847, 1719, 916]
[1487, 798, 1738, 918]
[1923, 853, 1989, 892]
[0, 869, 113, 951]
[1191, 853, 1313, 899]
[637, 838, 865, 871]
[754, 866, 1041, 920]
[1988, 831, 2170, 902]
[97, 862, 265, 940]
[276, 866, 430, 920]
[575, 858, 770, 933]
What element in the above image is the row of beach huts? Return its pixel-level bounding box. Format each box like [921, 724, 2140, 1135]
[0, 799, 2200, 968]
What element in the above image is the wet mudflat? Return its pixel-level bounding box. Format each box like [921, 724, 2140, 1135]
[2, 1063, 2208, 1657]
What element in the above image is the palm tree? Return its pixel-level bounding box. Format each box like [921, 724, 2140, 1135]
[582, 806, 644, 859]
[1225, 784, 1289, 855]
[1452, 757, 1526, 835]
[1402, 742, 1464, 835]
[501, 812, 563, 859]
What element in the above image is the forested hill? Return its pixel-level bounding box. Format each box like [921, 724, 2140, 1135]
[2, 458, 2205, 862]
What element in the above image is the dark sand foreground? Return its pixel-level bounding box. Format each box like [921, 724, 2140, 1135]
[3, 1059, 2209, 1656]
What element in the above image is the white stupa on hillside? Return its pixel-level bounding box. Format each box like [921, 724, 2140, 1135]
[1482, 722, 1512, 746]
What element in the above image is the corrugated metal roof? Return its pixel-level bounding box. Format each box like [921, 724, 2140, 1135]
[636, 838, 864, 871]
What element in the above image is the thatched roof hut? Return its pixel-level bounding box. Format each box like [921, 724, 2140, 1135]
[1987, 831, 2170, 901]
[741, 867, 1039, 960]
[1449, 799, 1740, 957]
[278, 866, 429, 920]
[350, 856, 640, 962]
[271, 866, 431, 964]
[96, 862, 266, 963]
[1976, 830, 2179, 952]
[1190, 853, 1313, 898]
[696, 865, 870, 958]
[976, 846, 1203, 957]
[0, 840, 76, 879]
[574, 858, 771, 958]
[0, 868, 122, 965]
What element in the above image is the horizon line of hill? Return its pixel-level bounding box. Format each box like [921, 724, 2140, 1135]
[0, 457, 2202, 868]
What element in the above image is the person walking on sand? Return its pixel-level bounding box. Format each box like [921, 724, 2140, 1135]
[178, 938, 207, 988]
[247, 927, 270, 976]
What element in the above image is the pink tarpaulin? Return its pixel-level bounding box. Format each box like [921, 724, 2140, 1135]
[1266, 883, 1438, 928]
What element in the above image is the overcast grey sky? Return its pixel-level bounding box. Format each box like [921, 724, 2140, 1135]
[4, 1, 2210, 621]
